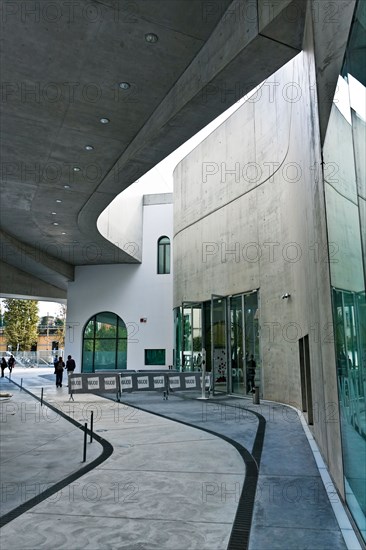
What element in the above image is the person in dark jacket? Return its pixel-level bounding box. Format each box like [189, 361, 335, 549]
[8, 354, 15, 374]
[55, 356, 65, 388]
[65, 355, 76, 387]
[1, 357, 7, 377]
[246, 354, 256, 393]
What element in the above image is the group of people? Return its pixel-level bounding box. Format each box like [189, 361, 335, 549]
[54, 354, 76, 388]
[0, 354, 15, 377]
[0, 353, 76, 387]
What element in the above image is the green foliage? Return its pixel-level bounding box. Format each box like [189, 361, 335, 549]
[55, 304, 66, 348]
[3, 299, 39, 351]
[193, 336, 202, 351]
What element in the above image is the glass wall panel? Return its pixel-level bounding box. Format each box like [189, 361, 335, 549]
[181, 304, 203, 371]
[95, 312, 117, 338]
[183, 307, 193, 371]
[94, 339, 116, 370]
[244, 293, 259, 393]
[212, 297, 227, 392]
[324, 2, 366, 540]
[117, 339, 127, 369]
[230, 295, 244, 395]
[203, 302, 212, 373]
[174, 307, 182, 370]
[117, 322, 127, 339]
[84, 319, 95, 338]
[82, 339, 93, 372]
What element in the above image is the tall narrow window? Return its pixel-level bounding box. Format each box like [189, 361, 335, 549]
[157, 236, 170, 274]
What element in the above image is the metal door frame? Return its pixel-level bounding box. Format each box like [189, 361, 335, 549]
[211, 294, 229, 395]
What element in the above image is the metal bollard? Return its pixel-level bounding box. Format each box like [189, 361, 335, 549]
[253, 386, 260, 405]
[83, 423, 87, 462]
[90, 411, 94, 443]
[41, 387, 44, 406]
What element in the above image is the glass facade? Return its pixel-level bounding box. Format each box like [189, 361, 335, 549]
[174, 290, 260, 396]
[323, 2, 366, 540]
[82, 312, 128, 372]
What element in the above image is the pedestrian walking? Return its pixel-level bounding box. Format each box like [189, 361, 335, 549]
[65, 355, 76, 387]
[246, 354, 256, 393]
[1, 357, 7, 377]
[54, 356, 65, 388]
[7, 354, 15, 374]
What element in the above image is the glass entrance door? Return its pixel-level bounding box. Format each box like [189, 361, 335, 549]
[211, 295, 228, 394]
[229, 295, 245, 395]
[228, 292, 260, 396]
[182, 302, 203, 371]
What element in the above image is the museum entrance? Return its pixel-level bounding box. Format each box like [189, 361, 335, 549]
[175, 290, 260, 396]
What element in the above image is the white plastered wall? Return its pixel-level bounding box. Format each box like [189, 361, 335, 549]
[65, 198, 173, 371]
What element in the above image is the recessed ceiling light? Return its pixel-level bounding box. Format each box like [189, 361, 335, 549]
[145, 33, 158, 43]
[85, 145, 94, 151]
[53, 222, 59, 226]
[56, 199, 62, 203]
[51, 212, 57, 215]
[64, 185, 70, 189]
[73, 167, 81, 172]
[119, 82, 130, 90]
[61, 232, 66, 235]
[100, 117, 110, 124]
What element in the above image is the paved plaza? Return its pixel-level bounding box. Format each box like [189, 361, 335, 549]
[0, 368, 361, 549]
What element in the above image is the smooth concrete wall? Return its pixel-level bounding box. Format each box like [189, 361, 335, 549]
[173, 7, 345, 494]
[97, 184, 143, 262]
[65, 200, 173, 371]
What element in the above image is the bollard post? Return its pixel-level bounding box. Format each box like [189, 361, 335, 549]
[83, 423, 87, 462]
[90, 411, 94, 443]
[20, 378, 23, 391]
[41, 387, 44, 406]
[253, 386, 260, 405]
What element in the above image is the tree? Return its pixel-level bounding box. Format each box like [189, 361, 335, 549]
[55, 304, 66, 348]
[3, 299, 39, 351]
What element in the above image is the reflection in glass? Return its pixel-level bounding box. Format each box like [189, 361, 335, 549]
[230, 295, 244, 395]
[174, 308, 182, 370]
[181, 304, 202, 371]
[82, 312, 127, 371]
[324, 3, 366, 539]
[212, 297, 227, 392]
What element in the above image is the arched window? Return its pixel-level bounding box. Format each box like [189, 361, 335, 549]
[82, 312, 127, 372]
[157, 236, 170, 274]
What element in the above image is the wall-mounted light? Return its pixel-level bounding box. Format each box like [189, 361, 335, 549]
[281, 293, 291, 299]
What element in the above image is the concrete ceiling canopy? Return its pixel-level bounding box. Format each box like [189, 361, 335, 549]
[1, 0, 313, 297]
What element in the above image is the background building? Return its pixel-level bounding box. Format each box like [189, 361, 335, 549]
[66, 193, 173, 371]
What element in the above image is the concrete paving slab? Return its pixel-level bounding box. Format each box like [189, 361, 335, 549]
[0, 513, 232, 550]
[0, 378, 103, 517]
[117, 391, 350, 549]
[31, 468, 244, 524]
